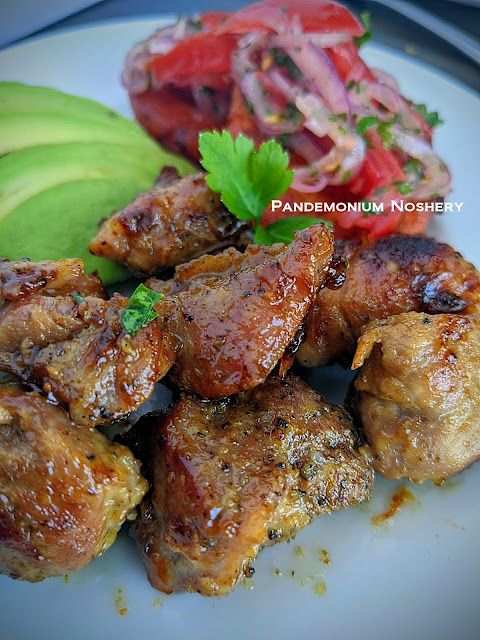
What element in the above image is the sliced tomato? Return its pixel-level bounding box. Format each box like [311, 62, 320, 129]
[217, 1, 363, 35]
[129, 88, 227, 161]
[226, 86, 265, 144]
[200, 11, 232, 30]
[327, 41, 375, 83]
[149, 32, 237, 87]
[349, 131, 405, 198]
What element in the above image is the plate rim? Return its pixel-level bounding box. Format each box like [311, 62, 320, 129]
[1, 14, 479, 104]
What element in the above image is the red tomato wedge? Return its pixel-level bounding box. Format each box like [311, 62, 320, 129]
[217, 0, 364, 35]
[349, 131, 405, 199]
[149, 32, 237, 87]
[327, 41, 375, 83]
[200, 11, 232, 30]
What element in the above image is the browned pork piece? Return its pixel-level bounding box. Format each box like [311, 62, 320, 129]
[296, 235, 480, 367]
[147, 242, 285, 297]
[0, 259, 176, 426]
[131, 374, 374, 596]
[158, 224, 334, 398]
[0, 384, 147, 582]
[351, 312, 480, 482]
[0, 258, 106, 361]
[89, 173, 250, 276]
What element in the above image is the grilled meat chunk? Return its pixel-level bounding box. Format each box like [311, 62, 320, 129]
[0, 258, 106, 357]
[0, 259, 176, 425]
[0, 384, 147, 582]
[132, 374, 374, 596]
[147, 243, 284, 297]
[159, 224, 334, 398]
[0, 258, 105, 304]
[4, 294, 176, 426]
[297, 235, 480, 367]
[89, 173, 250, 276]
[351, 312, 480, 482]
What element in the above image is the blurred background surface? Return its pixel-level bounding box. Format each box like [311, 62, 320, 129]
[0, 1, 479, 90]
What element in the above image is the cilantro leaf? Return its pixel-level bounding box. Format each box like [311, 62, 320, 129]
[259, 216, 333, 246]
[414, 103, 444, 128]
[199, 131, 293, 222]
[356, 116, 380, 136]
[354, 11, 372, 48]
[121, 284, 164, 336]
[393, 180, 412, 195]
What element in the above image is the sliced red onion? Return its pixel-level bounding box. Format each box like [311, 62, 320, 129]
[371, 68, 400, 92]
[292, 166, 328, 192]
[286, 131, 329, 164]
[292, 94, 366, 191]
[240, 72, 303, 135]
[393, 127, 451, 200]
[276, 38, 350, 115]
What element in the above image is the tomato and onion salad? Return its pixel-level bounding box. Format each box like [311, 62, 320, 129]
[123, 0, 449, 239]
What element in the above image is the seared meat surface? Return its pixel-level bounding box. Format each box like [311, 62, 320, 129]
[351, 312, 480, 482]
[0, 260, 176, 426]
[89, 173, 250, 276]
[158, 224, 334, 398]
[0, 258, 106, 356]
[297, 235, 480, 367]
[132, 374, 374, 596]
[0, 257, 105, 303]
[147, 243, 284, 297]
[19, 295, 176, 426]
[0, 384, 147, 582]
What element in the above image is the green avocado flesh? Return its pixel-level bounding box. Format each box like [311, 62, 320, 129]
[0, 83, 196, 284]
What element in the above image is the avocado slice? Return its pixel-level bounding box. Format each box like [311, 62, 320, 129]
[0, 84, 196, 284]
[0, 142, 193, 220]
[0, 178, 146, 283]
[0, 111, 164, 155]
[0, 82, 148, 139]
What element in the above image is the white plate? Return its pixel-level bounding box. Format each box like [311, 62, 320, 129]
[1, 18, 480, 640]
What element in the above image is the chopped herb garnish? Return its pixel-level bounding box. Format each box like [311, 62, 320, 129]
[270, 48, 302, 80]
[378, 120, 394, 149]
[354, 11, 372, 48]
[244, 98, 254, 115]
[342, 170, 352, 183]
[120, 284, 164, 336]
[404, 158, 423, 180]
[329, 112, 348, 123]
[356, 116, 380, 135]
[361, 199, 377, 216]
[71, 292, 84, 304]
[355, 82, 366, 94]
[283, 102, 302, 125]
[393, 180, 412, 195]
[374, 185, 388, 197]
[414, 103, 444, 128]
[187, 18, 203, 30]
[346, 79, 357, 91]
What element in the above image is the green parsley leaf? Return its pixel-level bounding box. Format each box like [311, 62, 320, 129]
[414, 103, 444, 128]
[356, 116, 380, 136]
[354, 11, 372, 48]
[259, 216, 333, 246]
[199, 131, 293, 222]
[393, 180, 412, 195]
[121, 284, 164, 336]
